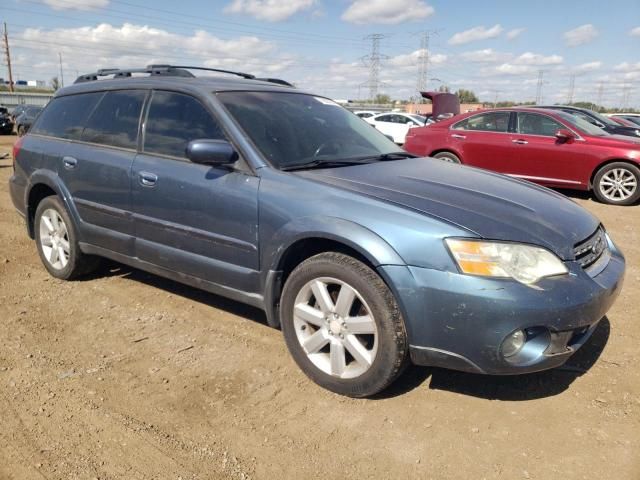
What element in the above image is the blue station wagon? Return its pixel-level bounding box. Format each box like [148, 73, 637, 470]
[9, 65, 625, 397]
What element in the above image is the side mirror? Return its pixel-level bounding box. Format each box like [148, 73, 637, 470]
[555, 129, 575, 143]
[186, 139, 238, 165]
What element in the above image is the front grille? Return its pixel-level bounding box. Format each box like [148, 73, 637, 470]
[573, 226, 608, 269]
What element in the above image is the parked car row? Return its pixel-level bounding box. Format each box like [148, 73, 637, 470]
[404, 106, 640, 205]
[0, 104, 44, 136]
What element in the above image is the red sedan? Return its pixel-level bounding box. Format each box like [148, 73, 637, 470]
[404, 107, 640, 205]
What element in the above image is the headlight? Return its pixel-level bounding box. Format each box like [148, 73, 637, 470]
[445, 239, 568, 285]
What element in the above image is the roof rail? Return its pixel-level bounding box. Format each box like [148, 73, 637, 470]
[73, 64, 293, 87]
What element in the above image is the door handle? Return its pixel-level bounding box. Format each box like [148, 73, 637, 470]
[512, 139, 528, 145]
[62, 156, 78, 169]
[139, 172, 158, 187]
[451, 134, 466, 139]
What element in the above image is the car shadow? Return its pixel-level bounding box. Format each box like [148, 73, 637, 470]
[376, 317, 610, 400]
[82, 260, 269, 327]
[82, 261, 610, 401]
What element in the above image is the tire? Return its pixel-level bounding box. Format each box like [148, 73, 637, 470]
[280, 252, 408, 397]
[433, 151, 461, 164]
[593, 162, 640, 205]
[34, 196, 100, 279]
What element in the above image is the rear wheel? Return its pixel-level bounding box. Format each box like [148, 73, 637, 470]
[280, 252, 408, 397]
[593, 162, 640, 205]
[433, 151, 461, 164]
[35, 196, 100, 279]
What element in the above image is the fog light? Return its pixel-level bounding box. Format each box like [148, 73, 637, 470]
[501, 329, 526, 358]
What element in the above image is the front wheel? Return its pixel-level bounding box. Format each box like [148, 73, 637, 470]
[593, 162, 640, 205]
[280, 252, 408, 397]
[433, 151, 461, 164]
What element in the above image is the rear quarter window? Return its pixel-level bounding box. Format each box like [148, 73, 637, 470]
[31, 92, 103, 140]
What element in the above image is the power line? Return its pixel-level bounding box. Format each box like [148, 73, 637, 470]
[2, 22, 14, 92]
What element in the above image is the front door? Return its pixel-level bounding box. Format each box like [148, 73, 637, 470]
[131, 90, 260, 294]
[510, 112, 587, 188]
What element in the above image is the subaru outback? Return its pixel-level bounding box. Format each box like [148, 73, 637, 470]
[9, 65, 625, 397]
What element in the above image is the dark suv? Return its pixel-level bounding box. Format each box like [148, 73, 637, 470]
[9, 65, 625, 397]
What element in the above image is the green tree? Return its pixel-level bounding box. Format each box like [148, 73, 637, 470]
[50, 76, 60, 91]
[456, 89, 479, 103]
[373, 93, 391, 104]
[437, 85, 450, 93]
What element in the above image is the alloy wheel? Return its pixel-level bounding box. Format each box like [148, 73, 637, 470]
[292, 277, 378, 379]
[599, 168, 638, 202]
[39, 208, 71, 270]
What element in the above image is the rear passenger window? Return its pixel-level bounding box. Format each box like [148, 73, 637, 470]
[144, 91, 226, 158]
[82, 90, 146, 149]
[31, 92, 103, 140]
[453, 112, 511, 132]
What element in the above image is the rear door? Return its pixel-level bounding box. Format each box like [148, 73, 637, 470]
[511, 112, 587, 188]
[131, 90, 260, 293]
[61, 90, 146, 254]
[449, 111, 515, 172]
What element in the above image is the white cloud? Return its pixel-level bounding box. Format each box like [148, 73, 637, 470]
[630, 27, 640, 37]
[572, 61, 602, 74]
[460, 48, 512, 63]
[506, 28, 525, 40]
[494, 64, 536, 75]
[43, 0, 109, 10]
[17, 23, 296, 78]
[224, 0, 316, 22]
[513, 52, 563, 66]
[448, 24, 503, 45]
[614, 62, 640, 72]
[341, 0, 434, 25]
[388, 49, 447, 68]
[564, 24, 598, 47]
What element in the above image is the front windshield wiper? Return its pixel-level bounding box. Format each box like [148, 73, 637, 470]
[280, 151, 416, 172]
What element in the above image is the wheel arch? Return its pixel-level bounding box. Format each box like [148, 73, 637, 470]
[261, 218, 406, 328]
[25, 171, 78, 239]
[590, 158, 640, 189]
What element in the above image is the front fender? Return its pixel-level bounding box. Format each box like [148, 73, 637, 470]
[260, 216, 406, 329]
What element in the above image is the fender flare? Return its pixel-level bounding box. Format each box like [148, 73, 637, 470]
[261, 216, 406, 328]
[24, 170, 81, 238]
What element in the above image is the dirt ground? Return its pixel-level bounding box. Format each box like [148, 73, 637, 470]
[0, 133, 638, 480]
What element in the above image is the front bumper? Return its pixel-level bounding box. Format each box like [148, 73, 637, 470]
[379, 241, 625, 375]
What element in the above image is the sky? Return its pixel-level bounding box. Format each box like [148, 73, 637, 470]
[1, 0, 639, 107]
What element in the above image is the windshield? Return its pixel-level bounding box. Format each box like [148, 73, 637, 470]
[410, 114, 427, 124]
[556, 111, 610, 136]
[217, 91, 402, 169]
[587, 110, 618, 126]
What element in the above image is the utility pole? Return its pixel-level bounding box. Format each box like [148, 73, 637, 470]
[361, 34, 387, 102]
[2, 22, 14, 93]
[567, 74, 575, 104]
[58, 52, 64, 88]
[535, 70, 544, 105]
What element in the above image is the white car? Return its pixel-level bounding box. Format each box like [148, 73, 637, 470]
[354, 110, 377, 119]
[365, 112, 427, 144]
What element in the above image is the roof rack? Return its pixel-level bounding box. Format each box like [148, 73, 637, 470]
[74, 64, 294, 87]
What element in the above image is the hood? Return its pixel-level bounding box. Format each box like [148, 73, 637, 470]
[296, 158, 600, 260]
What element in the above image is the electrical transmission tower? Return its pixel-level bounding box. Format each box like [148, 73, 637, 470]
[621, 84, 631, 110]
[416, 32, 430, 94]
[361, 34, 387, 102]
[535, 70, 545, 104]
[2, 22, 14, 93]
[596, 82, 604, 107]
[567, 74, 575, 104]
